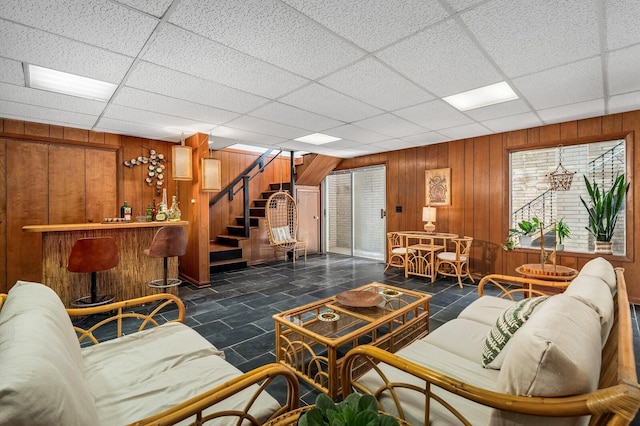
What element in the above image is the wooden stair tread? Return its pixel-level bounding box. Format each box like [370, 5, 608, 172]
[210, 258, 247, 266]
[216, 234, 247, 241]
[209, 243, 238, 251]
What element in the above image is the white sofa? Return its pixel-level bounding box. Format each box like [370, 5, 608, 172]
[0, 281, 299, 426]
[342, 257, 640, 425]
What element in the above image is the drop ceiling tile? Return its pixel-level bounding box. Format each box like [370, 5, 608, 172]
[324, 124, 387, 143]
[0, 57, 25, 85]
[0, 20, 133, 83]
[209, 126, 286, 145]
[0, 82, 107, 115]
[279, 83, 382, 122]
[463, 99, 532, 121]
[460, 0, 600, 77]
[438, 122, 492, 140]
[608, 91, 640, 114]
[0, 0, 158, 56]
[281, 0, 448, 52]
[277, 140, 335, 153]
[126, 62, 268, 114]
[142, 24, 309, 99]
[224, 116, 308, 139]
[538, 99, 605, 124]
[608, 45, 640, 95]
[605, 0, 640, 50]
[95, 117, 176, 141]
[320, 58, 434, 111]
[394, 100, 473, 130]
[249, 102, 342, 132]
[321, 139, 361, 150]
[112, 87, 239, 125]
[168, 0, 363, 80]
[370, 138, 414, 151]
[377, 19, 502, 97]
[102, 104, 217, 135]
[444, 0, 486, 13]
[513, 57, 603, 110]
[481, 112, 543, 133]
[353, 113, 427, 138]
[401, 132, 450, 145]
[0, 100, 97, 128]
[332, 146, 384, 158]
[114, 0, 173, 18]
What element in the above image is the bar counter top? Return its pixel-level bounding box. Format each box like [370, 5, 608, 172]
[23, 220, 189, 233]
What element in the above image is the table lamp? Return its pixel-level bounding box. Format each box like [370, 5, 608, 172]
[423, 206, 436, 233]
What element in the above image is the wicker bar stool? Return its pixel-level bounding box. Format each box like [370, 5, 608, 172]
[67, 237, 119, 307]
[144, 226, 187, 288]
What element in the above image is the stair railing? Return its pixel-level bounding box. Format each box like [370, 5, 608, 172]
[512, 189, 555, 230]
[587, 140, 625, 189]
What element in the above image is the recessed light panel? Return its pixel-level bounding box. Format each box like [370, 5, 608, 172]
[443, 81, 518, 111]
[25, 64, 117, 102]
[294, 133, 342, 145]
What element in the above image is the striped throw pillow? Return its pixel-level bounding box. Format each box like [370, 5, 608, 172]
[482, 296, 549, 369]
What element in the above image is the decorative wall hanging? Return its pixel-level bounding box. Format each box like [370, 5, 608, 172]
[123, 149, 166, 196]
[546, 145, 575, 191]
[425, 168, 451, 206]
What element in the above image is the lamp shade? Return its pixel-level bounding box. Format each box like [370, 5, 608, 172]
[422, 206, 436, 222]
[201, 158, 221, 192]
[171, 144, 192, 180]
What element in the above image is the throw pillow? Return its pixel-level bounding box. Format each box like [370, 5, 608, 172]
[482, 296, 549, 369]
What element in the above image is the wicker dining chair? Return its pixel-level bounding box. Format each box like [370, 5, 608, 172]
[435, 236, 474, 287]
[384, 232, 416, 272]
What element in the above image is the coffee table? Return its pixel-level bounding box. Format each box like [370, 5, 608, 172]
[273, 282, 430, 399]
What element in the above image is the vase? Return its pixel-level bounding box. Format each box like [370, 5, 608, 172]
[556, 243, 564, 251]
[520, 236, 532, 247]
[594, 241, 613, 255]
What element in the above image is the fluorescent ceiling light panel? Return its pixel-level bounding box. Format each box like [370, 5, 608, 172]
[443, 81, 519, 111]
[25, 64, 117, 102]
[294, 133, 342, 145]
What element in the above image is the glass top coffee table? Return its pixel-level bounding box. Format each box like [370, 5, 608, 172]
[273, 282, 430, 399]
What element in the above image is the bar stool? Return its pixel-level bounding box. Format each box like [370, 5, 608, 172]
[145, 226, 187, 288]
[67, 237, 119, 307]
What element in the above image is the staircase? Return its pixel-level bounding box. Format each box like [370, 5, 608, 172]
[209, 183, 291, 273]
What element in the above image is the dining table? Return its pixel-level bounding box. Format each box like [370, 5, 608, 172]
[397, 231, 459, 282]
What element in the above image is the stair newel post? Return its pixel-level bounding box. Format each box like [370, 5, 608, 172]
[243, 175, 250, 238]
[289, 151, 295, 196]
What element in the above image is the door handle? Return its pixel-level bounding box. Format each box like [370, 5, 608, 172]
[380, 209, 386, 219]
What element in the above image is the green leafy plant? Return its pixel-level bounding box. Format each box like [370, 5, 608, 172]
[580, 174, 629, 242]
[511, 217, 542, 237]
[554, 218, 571, 245]
[298, 393, 399, 426]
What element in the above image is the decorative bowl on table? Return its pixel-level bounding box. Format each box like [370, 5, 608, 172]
[380, 288, 402, 298]
[335, 290, 384, 307]
[318, 311, 340, 322]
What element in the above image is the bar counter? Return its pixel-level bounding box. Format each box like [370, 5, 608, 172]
[23, 221, 189, 307]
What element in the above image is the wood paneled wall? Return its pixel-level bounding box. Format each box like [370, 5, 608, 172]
[338, 111, 640, 303]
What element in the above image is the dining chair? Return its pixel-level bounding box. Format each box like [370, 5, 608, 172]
[384, 232, 416, 272]
[435, 236, 474, 287]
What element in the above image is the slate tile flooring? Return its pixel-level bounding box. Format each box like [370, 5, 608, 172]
[88, 252, 640, 422]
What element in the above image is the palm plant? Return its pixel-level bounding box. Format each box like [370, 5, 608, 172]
[554, 218, 571, 245]
[580, 174, 629, 242]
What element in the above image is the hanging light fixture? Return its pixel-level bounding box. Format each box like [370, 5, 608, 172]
[201, 146, 221, 192]
[546, 145, 575, 191]
[171, 132, 193, 181]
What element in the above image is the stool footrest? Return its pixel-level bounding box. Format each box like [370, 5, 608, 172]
[148, 278, 182, 289]
[71, 294, 114, 308]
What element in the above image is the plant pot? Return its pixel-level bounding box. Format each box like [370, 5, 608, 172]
[594, 241, 613, 255]
[520, 236, 532, 247]
[556, 243, 564, 251]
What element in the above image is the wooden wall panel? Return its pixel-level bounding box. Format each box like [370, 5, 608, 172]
[488, 134, 504, 275]
[6, 141, 48, 287]
[0, 140, 6, 292]
[86, 149, 118, 222]
[49, 145, 86, 224]
[471, 136, 491, 275]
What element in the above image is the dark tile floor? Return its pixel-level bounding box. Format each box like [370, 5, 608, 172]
[174, 253, 640, 424]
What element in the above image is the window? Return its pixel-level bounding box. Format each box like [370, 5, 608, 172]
[510, 139, 627, 254]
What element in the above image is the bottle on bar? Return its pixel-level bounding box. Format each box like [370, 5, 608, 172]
[121, 201, 132, 221]
[168, 195, 181, 221]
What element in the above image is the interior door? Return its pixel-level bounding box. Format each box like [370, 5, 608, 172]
[296, 185, 320, 254]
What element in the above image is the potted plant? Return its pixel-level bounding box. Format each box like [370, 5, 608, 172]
[554, 218, 571, 251]
[299, 393, 399, 426]
[510, 217, 541, 247]
[580, 174, 629, 255]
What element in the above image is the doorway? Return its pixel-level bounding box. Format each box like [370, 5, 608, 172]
[324, 166, 386, 260]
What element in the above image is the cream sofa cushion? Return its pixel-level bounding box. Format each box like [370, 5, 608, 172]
[0, 281, 98, 426]
[564, 274, 614, 346]
[578, 256, 616, 293]
[457, 295, 514, 326]
[492, 294, 601, 425]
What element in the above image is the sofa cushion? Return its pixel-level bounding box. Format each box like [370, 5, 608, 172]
[0, 281, 99, 426]
[564, 274, 614, 346]
[492, 294, 601, 425]
[457, 295, 514, 326]
[482, 296, 549, 369]
[578, 256, 616, 293]
[424, 318, 492, 364]
[82, 321, 281, 424]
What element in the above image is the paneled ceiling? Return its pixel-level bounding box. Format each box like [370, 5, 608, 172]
[1, 0, 638, 158]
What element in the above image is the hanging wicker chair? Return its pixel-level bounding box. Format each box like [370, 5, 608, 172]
[265, 191, 306, 263]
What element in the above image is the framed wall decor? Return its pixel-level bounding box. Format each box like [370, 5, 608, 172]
[425, 168, 451, 206]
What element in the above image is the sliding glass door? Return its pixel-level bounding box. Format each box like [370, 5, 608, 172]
[325, 166, 386, 260]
